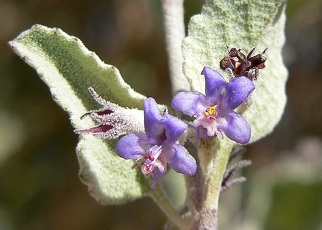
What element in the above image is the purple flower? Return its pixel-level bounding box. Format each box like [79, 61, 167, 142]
[116, 97, 197, 187]
[171, 66, 255, 144]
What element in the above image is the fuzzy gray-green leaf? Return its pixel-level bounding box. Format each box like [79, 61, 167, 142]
[183, 0, 288, 143]
[9, 24, 149, 204]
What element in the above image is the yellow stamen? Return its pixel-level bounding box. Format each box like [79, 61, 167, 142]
[205, 105, 217, 116]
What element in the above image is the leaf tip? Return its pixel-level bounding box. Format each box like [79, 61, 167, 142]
[7, 41, 15, 49]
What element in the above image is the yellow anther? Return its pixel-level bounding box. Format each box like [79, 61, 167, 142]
[205, 105, 217, 116]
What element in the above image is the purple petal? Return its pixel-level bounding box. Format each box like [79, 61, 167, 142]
[162, 114, 187, 142]
[172, 91, 208, 116]
[221, 77, 255, 112]
[168, 144, 197, 176]
[217, 112, 251, 144]
[143, 98, 164, 138]
[116, 133, 147, 159]
[201, 66, 226, 97]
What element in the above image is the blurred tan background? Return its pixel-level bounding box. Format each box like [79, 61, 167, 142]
[0, 0, 321, 229]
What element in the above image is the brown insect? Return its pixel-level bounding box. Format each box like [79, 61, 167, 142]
[220, 46, 267, 80]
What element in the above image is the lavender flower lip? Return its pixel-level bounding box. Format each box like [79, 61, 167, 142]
[116, 97, 197, 187]
[171, 66, 255, 144]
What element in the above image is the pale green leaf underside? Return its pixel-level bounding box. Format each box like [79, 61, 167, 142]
[9, 24, 149, 204]
[183, 0, 288, 142]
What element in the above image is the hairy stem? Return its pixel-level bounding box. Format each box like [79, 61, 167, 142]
[149, 184, 190, 229]
[202, 139, 233, 209]
[161, 0, 190, 94]
[190, 138, 234, 229]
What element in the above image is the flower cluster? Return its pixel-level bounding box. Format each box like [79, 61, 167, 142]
[116, 98, 196, 187]
[76, 66, 255, 187]
[172, 67, 255, 144]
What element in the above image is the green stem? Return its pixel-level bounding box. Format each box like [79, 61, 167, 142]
[202, 138, 234, 209]
[189, 137, 234, 229]
[149, 183, 191, 229]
